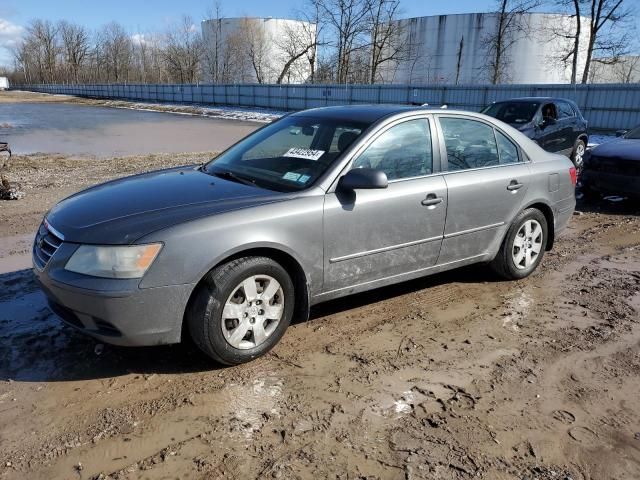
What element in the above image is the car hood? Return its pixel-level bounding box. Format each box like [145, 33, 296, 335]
[46, 166, 287, 244]
[591, 139, 640, 162]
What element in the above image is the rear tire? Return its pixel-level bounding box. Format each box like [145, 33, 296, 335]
[490, 208, 548, 280]
[571, 139, 586, 174]
[187, 256, 294, 365]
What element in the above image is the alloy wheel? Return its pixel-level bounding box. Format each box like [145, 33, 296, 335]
[512, 219, 544, 270]
[221, 275, 284, 350]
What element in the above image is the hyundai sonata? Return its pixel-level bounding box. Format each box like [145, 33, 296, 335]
[34, 106, 576, 364]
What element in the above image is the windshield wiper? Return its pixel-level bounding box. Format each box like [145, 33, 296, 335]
[210, 170, 257, 187]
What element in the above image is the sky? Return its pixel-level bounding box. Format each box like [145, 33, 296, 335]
[0, 0, 501, 67]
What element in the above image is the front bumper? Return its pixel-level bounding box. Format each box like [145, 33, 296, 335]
[33, 241, 195, 347]
[582, 170, 640, 199]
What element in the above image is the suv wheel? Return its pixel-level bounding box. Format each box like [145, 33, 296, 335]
[571, 139, 586, 172]
[187, 256, 294, 365]
[491, 208, 548, 280]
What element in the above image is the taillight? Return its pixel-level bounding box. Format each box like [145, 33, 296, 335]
[569, 167, 577, 186]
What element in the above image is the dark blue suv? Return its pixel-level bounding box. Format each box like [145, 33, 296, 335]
[481, 97, 589, 170]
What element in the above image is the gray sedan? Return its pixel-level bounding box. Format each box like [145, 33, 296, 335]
[33, 106, 576, 364]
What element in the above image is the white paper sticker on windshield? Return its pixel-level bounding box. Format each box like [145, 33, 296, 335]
[283, 148, 325, 161]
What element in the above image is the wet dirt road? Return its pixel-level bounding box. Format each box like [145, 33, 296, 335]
[1, 153, 640, 479]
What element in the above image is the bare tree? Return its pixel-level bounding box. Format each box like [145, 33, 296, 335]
[240, 19, 271, 83]
[313, 0, 372, 83]
[27, 20, 59, 83]
[367, 0, 409, 84]
[274, 21, 319, 84]
[612, 55, 640, 83]
[546, 0, 583, 84]
[163, 16, 204, 83]
[59, 21, 90, 83]
[97, 22, 133, 82]
[549, 0, 634, 84]
[580, 0, 633, 83]
[202, 1, 225, 82]
[483, 0, 541, 84]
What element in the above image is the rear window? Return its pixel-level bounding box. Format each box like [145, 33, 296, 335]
[440, 117, 500, 171]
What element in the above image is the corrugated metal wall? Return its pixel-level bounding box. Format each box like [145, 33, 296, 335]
[15, 83, 640, 130]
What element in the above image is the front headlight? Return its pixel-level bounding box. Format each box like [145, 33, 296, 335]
[65, 244, 163, 279]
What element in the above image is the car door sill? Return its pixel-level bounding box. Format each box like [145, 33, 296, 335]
[314, 253, 487, 303]
[329, 235, 443, 263]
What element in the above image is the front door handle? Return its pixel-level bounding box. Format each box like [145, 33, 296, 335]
[421, 194, 443, 208]
[507, 180, 524, 192]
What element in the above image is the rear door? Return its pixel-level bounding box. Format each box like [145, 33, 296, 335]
[435, 115, 530, 264]
[323, 116, 447, 292]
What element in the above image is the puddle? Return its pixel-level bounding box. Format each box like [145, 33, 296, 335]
[0, 102, 260, 156]
[501, 289, 535, 332]
[0, 234, 33, 275]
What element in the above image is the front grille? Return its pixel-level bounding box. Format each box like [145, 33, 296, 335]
[33, 220, 64, 269]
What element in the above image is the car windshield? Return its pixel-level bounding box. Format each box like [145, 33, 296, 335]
[481, 102, 540, 125]
[202, 116, 369, 192]
[624, 126, 640, 139]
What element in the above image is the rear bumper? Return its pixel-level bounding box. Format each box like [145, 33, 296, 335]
[35, 265, 194, 347]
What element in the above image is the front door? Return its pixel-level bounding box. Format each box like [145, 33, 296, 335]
[539, 102, 564, 153]
[323, 118, 447, 293]
[436, 116, 529, 263]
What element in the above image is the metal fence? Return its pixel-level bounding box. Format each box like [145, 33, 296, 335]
[15, 82, 640, 131]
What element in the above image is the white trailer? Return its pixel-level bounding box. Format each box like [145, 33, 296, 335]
[0, 77, 9, 90]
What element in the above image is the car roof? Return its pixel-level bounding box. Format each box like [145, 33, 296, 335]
[491, 97, 574, 103]
[290, 105, 425, 123]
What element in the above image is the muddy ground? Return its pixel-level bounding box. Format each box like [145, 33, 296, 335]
[1, 152, 640, 478]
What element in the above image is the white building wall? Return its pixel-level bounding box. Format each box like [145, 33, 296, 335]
[201, 17, 316, 84]
[380, 13, 591, 85]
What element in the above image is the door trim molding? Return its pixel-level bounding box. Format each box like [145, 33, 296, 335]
[329, 235, 443, 264]
[444, 222, 505, 239]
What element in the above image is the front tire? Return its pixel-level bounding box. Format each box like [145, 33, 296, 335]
[491, 208, 548, 280]
[187, 256, 294, 365]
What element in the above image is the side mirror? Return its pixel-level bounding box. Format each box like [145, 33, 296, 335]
[338, 168, 388, 190]
[615, 129, 628, 137]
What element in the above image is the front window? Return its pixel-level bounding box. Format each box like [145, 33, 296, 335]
[481, 102, 540, 125]
[351, 119, 433, 180]
[203, 116, 369, 192]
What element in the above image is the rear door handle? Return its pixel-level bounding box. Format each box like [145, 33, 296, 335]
[507, 180, 524, 192]
[421, 194, 443, 208]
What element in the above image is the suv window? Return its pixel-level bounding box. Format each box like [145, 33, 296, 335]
[352, 119, 432, 180]
[496, 131, 520, 164]
[556, 101, 575, 119]
[440, 118, 500, 171]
